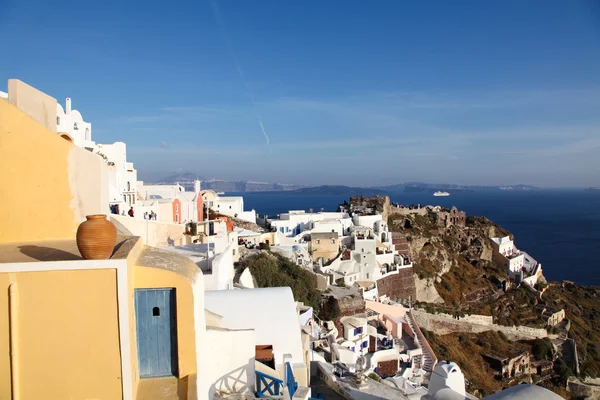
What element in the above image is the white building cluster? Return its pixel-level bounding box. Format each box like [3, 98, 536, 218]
[268, 208, 413, 302]
[491, 235, 543, 287]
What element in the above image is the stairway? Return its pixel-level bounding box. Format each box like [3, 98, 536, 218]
[405, 311, 435, 372]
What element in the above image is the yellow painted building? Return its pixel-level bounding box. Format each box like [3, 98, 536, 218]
[0, 80, 312, 400]
[0, 80, 209, 400]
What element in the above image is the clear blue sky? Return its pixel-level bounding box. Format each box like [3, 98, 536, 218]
[1, 0, 600, 187]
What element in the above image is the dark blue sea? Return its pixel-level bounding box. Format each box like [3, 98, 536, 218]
[235, 189, 600, 286]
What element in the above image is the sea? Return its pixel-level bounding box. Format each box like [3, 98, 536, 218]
[233, 189, 600, 286]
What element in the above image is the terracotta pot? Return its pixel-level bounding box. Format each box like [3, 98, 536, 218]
[76, 214, 117, 259]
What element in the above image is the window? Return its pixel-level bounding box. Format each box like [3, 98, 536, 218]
[366, 273, 369, 279]
[331, 239, 335, 244]
[74, 122, 79, 130]
[316, 239, 320, 244]
[152, 307, 160, 316]
[229, 206, 232, 209]
[233, 249, 236, 256]
[354, 327, 363, 336]
[362, 341, 368, 348]
[176, 204, 179, 212]
[127, 182, 131, 191]
[56, 116, 60, 125]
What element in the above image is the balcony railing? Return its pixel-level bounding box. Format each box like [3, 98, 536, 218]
[255, 370, 283, 397]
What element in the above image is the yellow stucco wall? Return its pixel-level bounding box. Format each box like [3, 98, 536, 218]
[0, 96, 108, 243]
[0, 269, 122, 400]
[133, 266, 197, 393]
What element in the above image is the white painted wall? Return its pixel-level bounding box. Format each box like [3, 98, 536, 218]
[352, 214, 382, 229]
[205, 327, 255, 399]
[204, 287, 306, 371]
[110, 214, 186, 247]
[211, 242, 235, 290]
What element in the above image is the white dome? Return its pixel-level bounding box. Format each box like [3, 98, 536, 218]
[483, 384, 564, 400]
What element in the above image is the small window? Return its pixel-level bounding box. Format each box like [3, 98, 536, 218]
[74, 122, 79, 130]
[57, 116, 60, 125]
[331, 239, 335, 244]
[153, 307, 160, 316]
[233, 249, 236, 255]
[229, 206, 232, 209]
[176, 204, 179, 212]
[316, 239, 320, 244]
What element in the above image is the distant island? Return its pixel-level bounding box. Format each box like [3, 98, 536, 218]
[150, 172, 540, 194]
[585, 187, 600, 192]
[272, 185, 387, 196]
[151, 172, 305, 192]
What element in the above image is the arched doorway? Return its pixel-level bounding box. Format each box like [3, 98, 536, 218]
[59, 133, 74, 143]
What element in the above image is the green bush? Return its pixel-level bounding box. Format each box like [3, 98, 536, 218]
[368, 372, 381, 382]
[442, 279, 451, 291]
[335, 278, 347, 288]
[532, 338, 553, 361]
[553, 358, 572, 386]
[320, 297, 341, 320]
[259, 242, 270, 250]
[239, 253, 320, 313]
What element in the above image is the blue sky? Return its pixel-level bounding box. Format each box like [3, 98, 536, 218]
[1, 0, 600, 187]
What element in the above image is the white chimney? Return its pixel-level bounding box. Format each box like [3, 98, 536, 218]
[65, 98, 72, 115]
[194, 180, 201, 193]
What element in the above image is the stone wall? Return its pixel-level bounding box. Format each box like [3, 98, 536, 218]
[321, 294, 365, 339]
[568, 379, 600, 400]
[376, 267, 416, 303]
[376, 359, 398, 378]
[412, 309, 548, 340]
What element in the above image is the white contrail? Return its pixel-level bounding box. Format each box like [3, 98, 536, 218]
[209, 0, 272, 152]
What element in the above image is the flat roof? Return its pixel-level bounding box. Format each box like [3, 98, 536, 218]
[0, 236, 138, 263]
[312, 232, 339, 239]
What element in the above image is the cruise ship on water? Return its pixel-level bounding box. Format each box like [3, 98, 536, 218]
[433, 191, 450, 197]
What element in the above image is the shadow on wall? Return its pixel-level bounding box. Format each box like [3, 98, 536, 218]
[18, 240, 130, 261]
[210, 358, 254, 398]
[18, 245, 82, 261]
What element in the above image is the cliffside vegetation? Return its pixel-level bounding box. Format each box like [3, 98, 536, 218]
[237, 252, 321, 313]
[544, 283, 600, 378]
[388, 206, 600, 396]
[424, 329, 570, 398]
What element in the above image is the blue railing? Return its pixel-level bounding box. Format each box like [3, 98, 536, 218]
[255, 370, 283, 397]
[286, 362, 298, 398]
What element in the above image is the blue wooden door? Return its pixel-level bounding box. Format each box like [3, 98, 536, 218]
[135, 289, 178, 378]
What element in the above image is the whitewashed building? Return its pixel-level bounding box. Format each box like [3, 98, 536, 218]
[201, 189, 256, 223]
[491, 236, 543, 286]
[56, 98, 94, 149]
[54, 97, 138, 214]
